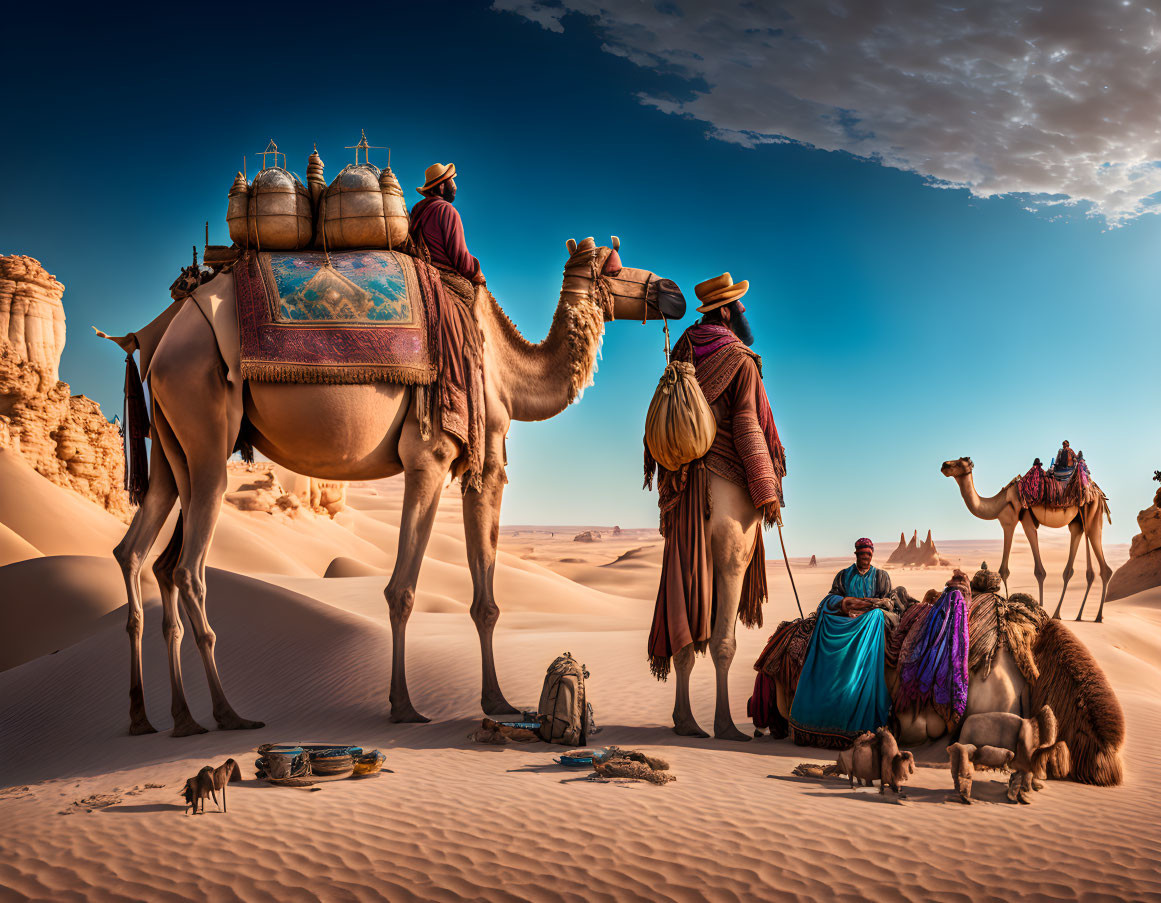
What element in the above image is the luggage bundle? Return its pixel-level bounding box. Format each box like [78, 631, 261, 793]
[644, 359, 716, 472]
[223, 134, 410, 253]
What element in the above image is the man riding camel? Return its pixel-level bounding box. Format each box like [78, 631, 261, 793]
[646, 272, 786, 739]
[409, 162, 486, 285]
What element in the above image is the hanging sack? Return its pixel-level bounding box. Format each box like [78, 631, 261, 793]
[644, 361, 716, 472]
[537, 652, 589, 746]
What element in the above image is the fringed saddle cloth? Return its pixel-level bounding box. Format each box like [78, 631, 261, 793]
[1015, 464, 1105, 510]
[233, 250, 485, 489]
[234, 250, 438, 385]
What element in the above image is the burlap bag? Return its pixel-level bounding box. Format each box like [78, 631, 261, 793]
[644, 361, 716, 472]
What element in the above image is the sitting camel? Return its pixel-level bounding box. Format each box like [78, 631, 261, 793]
[104, 238, 685, 734]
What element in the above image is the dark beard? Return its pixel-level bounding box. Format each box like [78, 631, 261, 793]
[437, 182, 456, 203]
[730, 308, 755, 347]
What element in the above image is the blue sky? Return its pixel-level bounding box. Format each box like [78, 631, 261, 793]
[1, 2, 1156, 555]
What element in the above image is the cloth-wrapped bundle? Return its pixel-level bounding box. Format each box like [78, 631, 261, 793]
[227, 168, 314, 250]
[644, 361, 716, 472]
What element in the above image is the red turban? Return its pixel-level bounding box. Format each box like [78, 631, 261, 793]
[855, 538, 874, 551]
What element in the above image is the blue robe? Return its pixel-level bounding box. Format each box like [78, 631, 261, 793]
[789, 565, 892, 747]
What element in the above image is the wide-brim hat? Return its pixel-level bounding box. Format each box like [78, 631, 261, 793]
[417, 162, 456, 195]
[695, 272, 749, 313]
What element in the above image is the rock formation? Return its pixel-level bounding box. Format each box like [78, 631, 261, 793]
[271, 464, 348, 517]
[808, 554, 818, 567]
[0, 256, 129, 519]
[574, 530, 602, 543]
[887, 529, 950, 567]
[1107, 480, 1161, 601]
[225, 462, 348, 519]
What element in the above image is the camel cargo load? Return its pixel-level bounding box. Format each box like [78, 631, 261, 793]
[645, 360, 716, 472]
[226, 142, 314, 250]
[317, 161, 409, 251]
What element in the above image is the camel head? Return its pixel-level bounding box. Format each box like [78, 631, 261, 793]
[941, 457, 974, 479]
[563, 236, 685, 323]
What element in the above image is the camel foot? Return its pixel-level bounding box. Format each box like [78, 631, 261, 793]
[129, 718, 158, 736]
[390, 704, 431, 724]
[172, 717, 209, 737]
[216, 713, 265, 731]
[1095, 615, 1104, 624]
[672, 718, 709, 739]
[714, 722, 752, 742]
[1032, 778, 1045, 791]
[481, 693, 520, 718]
[1074, 614, 1085, 622]
[958, 795, 972, 805]
[1017, 792, 1032, 805]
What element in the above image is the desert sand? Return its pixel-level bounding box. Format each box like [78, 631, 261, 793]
[0, 451, 1156, 902]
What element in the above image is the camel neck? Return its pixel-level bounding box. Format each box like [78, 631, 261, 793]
[478, 272, 605, 422]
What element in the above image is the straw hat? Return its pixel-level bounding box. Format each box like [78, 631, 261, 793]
[694, 272, 749, 313]
[417, 162, 456, 195]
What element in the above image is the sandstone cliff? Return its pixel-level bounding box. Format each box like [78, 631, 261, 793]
[0, 256, 129, 520]
[1107, 481, 1161, 601]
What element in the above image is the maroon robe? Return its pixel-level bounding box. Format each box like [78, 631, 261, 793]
[409, 197, 481, 281]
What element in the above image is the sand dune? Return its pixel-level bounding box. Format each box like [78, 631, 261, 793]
[0, 457, 1156, 901]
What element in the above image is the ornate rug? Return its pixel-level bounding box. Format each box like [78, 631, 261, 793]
[234, 250, 437, 384]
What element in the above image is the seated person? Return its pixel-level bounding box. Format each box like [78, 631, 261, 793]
[788, 538, 894, 748]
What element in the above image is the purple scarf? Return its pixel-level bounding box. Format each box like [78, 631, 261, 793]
[683, 324, 740, 363]
[897, 588, 969, 722]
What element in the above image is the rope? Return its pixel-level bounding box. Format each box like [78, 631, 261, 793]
[777, 521, 804, 619]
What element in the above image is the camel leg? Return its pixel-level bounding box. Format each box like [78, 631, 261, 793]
[462, 428, 519, 716]
[1020, 512, 1050, 615]
[1086, 507, 1114, 623]
[707, 480, 759, 742]
[112, 429, 179, 735]
[1075, 528, 1095, 621]
[671, 644, 708, 737]
[151, 512, 206, 736]
[998, 514, 1017, 598]
[151, 322, 261, 732]
[384, 418, 456, 723]
[1056, 519, 1084, 622]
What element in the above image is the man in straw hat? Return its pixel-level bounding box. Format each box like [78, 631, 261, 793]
[409, 162, 485, 285]
[646, 272, 786, 739]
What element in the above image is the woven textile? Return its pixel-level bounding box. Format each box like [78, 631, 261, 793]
[895, 584, 970, 728]
[967, 591, 1046, 683]
[235, 250, 436, 384]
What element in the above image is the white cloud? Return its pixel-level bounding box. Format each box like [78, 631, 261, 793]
[493, 0, 1161, 225]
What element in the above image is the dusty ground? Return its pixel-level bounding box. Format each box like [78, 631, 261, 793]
[0, 449, 1155, 902]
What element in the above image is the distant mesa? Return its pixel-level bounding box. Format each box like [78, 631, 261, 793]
[886, 529, 950, 567]
[0, 255, 129, 519]
[1107, 479, 1161, 601]
[574, 530, 602, 543]
[613, 525, 622, 535]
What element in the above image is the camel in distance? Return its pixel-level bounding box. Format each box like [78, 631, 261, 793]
[103, 238, 686, 735]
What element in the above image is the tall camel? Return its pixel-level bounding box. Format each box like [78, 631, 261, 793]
[108, 238, 685, 735]
[941, 457, 1113, 622]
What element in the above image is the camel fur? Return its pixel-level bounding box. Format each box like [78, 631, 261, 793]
[958, 706, 1069, 803]
[104, 239, 683, 734]
[876, 727, 915, 794]
[941, 457, 1113, 621]
[1031, 619, 1125, 786]
[181, 766, 217, 815]
[947, 743, 1015, 803]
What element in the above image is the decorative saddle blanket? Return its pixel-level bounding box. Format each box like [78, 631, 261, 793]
[1016, 463, 1103, 510]
[234, 250, 438, 384]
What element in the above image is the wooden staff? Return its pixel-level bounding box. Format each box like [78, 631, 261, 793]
[777, 521, 804, 619]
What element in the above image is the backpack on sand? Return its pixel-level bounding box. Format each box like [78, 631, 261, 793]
[537, 652, 589, 746]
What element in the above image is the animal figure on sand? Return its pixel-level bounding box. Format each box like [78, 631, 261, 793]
[105, 238, 685, 734]
[941, 457, 1113, 622]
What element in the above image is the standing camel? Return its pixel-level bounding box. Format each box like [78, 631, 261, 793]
[940, 457, 1113, 622]
[106, 238, 685, 735]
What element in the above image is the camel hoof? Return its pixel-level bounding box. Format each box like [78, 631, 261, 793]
[481, 695, 521, 718]
[172, 719, 209, 737]
[391, 706, 431, 724]
[129, 719, 158, 736]
[1018, 793, 1032, 805]
[1095, 616, 1104, 624]
[958, 795, 972, 805]
[1074, 615, 1084, 622]
[673, 721, 710, 739]
[714, 724, 752, 742]
[217, 715, 265, 731]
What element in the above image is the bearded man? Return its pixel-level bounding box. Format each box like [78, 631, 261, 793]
[646, 272, 786, 740]
[787, 538, 895, 748]
[409, 163, 486, 285]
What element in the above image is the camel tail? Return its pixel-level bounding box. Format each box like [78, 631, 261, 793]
[121, 353, 150, 506]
